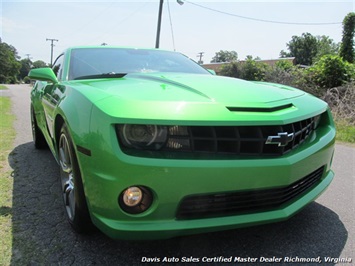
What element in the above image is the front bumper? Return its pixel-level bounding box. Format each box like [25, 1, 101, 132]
[92, 169, 334, 240]
[78, 121, 335, 240]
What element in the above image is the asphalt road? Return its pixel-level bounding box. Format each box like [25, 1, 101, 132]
[2, 84, 354, 265]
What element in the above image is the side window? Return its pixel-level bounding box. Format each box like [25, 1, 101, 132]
[52, 54, 64, 80]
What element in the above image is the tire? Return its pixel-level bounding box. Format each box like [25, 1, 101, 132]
[31, 106, 48, 149]
[58, 124, 93, 233]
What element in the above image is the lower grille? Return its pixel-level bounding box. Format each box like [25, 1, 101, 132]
[176, 166, 324, 220]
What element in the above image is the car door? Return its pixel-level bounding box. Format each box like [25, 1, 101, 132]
[42, 54, 65, 139]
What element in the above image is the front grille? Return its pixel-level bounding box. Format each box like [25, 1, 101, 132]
[176, 166, 324, 220]
[117, 115, 319, 159]
[178, 117, 315, 156]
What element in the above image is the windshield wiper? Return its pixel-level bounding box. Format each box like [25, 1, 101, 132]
[74, 73, 127, 80]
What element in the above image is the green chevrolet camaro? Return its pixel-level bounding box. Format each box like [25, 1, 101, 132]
[29, 46, 336, 240]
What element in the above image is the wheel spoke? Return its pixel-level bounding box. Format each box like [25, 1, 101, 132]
[59, 132, 76, 221]
[63, 175, 75, 219]
[59, 136, 72, 174]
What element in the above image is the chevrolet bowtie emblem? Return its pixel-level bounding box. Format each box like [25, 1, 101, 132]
[265, 132, 294, 147]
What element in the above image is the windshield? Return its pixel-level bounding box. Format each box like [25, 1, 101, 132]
[68, 48, 210, 80]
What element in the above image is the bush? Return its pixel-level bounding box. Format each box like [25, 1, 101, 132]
[219, 59, 270, 81]
[307, 55, 353, 88]
[23, 76, 31, 84]
[322, 82, 355, 125]
[264, 64, 321, 96]
[220, 62, 240, 78]
[239, 59, 270, 81]
[274, 60, 294, 72]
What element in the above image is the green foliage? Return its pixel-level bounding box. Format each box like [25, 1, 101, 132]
[307, 55, 353, 88]
[19, 60, 48, 81]
[280, 33, 339, 66]
[314, 35, 340, 61]
[219, 59, 270, 81]
[19, 58, 32, 80]
[0, 39, 21, 84]
[275, 60, 294, 72]
[339, 12, 355, 63]
[32, 60, 48, 69]
[220, 62, 240, 78]
[0, 39, 49, 83]
[211, 50, 238, 63]
[23, 76, 31, 84]
[239, 58, 270, 81]
[280, 33, 318, 65]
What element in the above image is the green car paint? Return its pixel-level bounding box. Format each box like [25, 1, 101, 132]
[29, 46, 335, 240]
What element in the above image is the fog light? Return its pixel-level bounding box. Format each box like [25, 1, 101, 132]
[123, 187, 143, 207]
[119, 186, 153, 214]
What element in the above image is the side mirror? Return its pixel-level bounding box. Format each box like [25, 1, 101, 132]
[28, 68, 58, 83]
[207, 69, 216, 75]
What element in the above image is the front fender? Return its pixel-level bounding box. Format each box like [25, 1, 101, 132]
[52, 86, 94, 161]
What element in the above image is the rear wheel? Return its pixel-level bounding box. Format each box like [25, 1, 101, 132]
[31, 106, 47, 149]
[58, 124, 93, 233]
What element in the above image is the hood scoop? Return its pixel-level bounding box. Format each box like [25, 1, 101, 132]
[129, 73, 212, 100]
[227, 103, 294, 112]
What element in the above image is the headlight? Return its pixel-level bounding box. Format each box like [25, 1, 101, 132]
[313, 114, 322, 129]
[116, 124, 191, 152]
[118, 124, 168, 150]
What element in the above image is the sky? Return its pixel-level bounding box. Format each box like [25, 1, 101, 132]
[0, 0, 353, 64]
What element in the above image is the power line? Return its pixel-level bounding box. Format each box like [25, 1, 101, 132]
[184, 0, 342, 25]
[88, 2, 148, 45]
[167, 0, 176, 51]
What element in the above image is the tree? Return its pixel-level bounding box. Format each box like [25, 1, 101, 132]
[0, 39, 21, 83]
[308, 55, 353, 88]
[19, 58, 32, 80]
[339, 12, 355, 63]
[280, 33, 318, 65]
[211, 50, 238, 63]
[219, 58, 270, 81]
[314, 35, 339, 61]
[239, 58, 270, 81]
[32, 60, 48, 69]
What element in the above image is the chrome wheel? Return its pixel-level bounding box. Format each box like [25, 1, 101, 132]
[58, 124, 93, 233]
[59, 133, 76, 221]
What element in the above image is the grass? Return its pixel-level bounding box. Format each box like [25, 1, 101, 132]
[0, 92, 15, 266]
[0, 85, 8, 90]
[335, 120, 355, 143]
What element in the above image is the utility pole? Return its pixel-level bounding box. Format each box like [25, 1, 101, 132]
[25, 54, 32, 60]
[197, 52, 204, 64]
[155, 0, 164, 49]
[155, 0, 184, 49]
[46, 38, 58, 66]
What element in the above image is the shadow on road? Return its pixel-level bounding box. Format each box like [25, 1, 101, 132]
[9, 142, 347, 265]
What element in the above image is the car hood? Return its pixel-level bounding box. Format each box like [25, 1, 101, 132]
[69, 73, 325, 123]
[73, 73, 304, 106]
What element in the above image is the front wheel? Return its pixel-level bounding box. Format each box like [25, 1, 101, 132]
[58, 124, 93, 233]
[30, 106, 47, 149]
